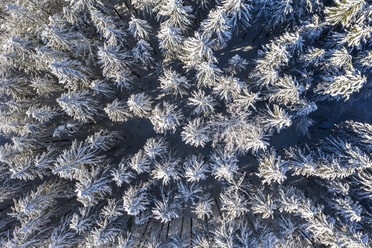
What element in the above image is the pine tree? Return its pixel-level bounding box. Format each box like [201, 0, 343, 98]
[329, 47, 353, 69]
[159, 69, 190, 97]
[127, 93, 153, 118]
[157, 23, 184, 60]
[123, 185, 150, 216]
[143, 137, 168, 160]
[150, 102, 182, 133]
[325, 0, 366, 28]
[75, 168, 112, 207]
[104, 99, 131, 122]
[181, 118, 210, 147]
[156, 0, 194, 31]
[47, 216, 78, 247]
[227, 54, 249, 74]
[49, 59, 89, 90]
[193, 194, 213, 219]
[195, 61, 222, 87]
[317, 69, 367, 101]
[257, 149, 288, 185]
[210, 146, 239, 181]
[213, 76, 246, 102]
[259, 104, 292, 134]
[151, 151, 181, 185]
[132, 40, 155, 66]
[181, 32, 216, 69]
[222, 0, 252, 32]
[98, 45, 132, 83]
[176, 181, 202, 204]
[201, 8, 232, 48]
[128, 16, 152, 41]
[183, 154, 209, 182]
[188, 90, 216, 116]
[129, 150, 151, 174]
[90, 80, 115, 99]
[152, 189, 179, 223]
[343, 24, 372, 49]
[57, 91, 99, 123]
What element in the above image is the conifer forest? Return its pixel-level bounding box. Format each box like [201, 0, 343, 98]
[0, 0, 372, 247]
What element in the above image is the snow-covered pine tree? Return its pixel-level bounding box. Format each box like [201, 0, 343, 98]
[0, 0, 371, 246]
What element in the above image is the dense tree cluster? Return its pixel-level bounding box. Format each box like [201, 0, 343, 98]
[0, 0, 371, 247]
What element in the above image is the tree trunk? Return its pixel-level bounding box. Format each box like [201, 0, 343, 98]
[252, 27, 266, 42]
[113, 8, 122, 20]
[213, 195, 223, 219]
[189, 217, 193, 245]
[205, 215, 210, 241]
[180, 203, 185, 238]
[138, 219, 151, 247]
[157, 222, 164, 240]
[166, 221, 170, 239]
